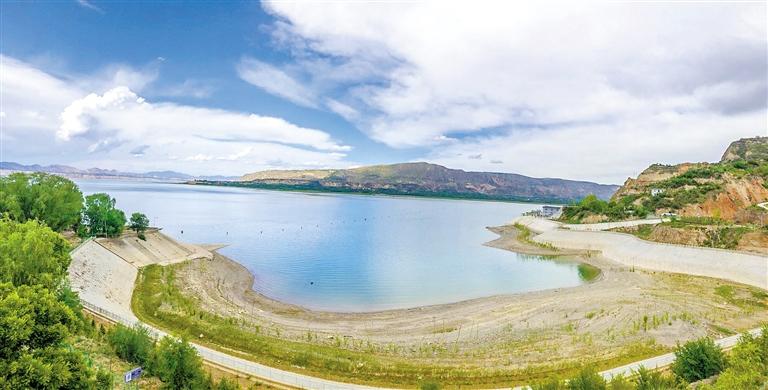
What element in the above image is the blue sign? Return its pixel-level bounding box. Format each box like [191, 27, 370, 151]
[124, 367, 142, 383]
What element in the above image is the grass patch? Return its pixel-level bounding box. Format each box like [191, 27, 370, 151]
[714, 284, 767, 309]
[430, 326, 457, 334]
[513, 223, 559, 251]
[131, 264, 663, 387]
[577, 264, 601, 282]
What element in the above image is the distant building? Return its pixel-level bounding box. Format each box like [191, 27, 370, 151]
[541, 205, 563, 218]
[650, 188, 665, 196]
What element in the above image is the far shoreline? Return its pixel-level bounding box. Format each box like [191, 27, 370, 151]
[186, 179, 577, 205]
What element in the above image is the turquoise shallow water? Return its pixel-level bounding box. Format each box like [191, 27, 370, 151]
[77, 180, 589, 312]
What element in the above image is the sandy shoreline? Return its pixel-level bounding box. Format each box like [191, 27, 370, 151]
[168, 225, 768, 369]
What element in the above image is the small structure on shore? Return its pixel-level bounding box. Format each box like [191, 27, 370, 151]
[541, 205, 563, 218]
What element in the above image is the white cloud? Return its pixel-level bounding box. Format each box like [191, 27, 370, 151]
[59, 86, 349, 152]
[76, 0, 103, 13]
[259, 1, 767, 181]
[59, 86, 145, 140]
[237, 57, 317, 107]
[158, 79, 214, 99]
[426, 111, 767, 184]
[1, 55, 352, 175]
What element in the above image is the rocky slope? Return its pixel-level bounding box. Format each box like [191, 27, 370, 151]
[721, 136, 768, 162]
[608, 136, 768, 254]
[227, 162, 619, 203]
[612, 137, 768, 222]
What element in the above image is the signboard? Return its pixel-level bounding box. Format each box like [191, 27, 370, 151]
[124, 367, 142, 383]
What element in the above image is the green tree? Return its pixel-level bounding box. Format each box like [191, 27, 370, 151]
[0, 219, 71, 290]
[82, 193, 126, 237]
[706, 329, 768, 389]
[0, 173, 83, 231]
[671, 337, 726, 382]
[129, 212, 150, 239]
[0, 346, 98, 389]
[0, 282, 98, 389]
[153, 337, 206, 389]
[0, 283, 76, 359]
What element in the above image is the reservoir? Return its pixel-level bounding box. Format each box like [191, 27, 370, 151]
[78, 180, 592, 312]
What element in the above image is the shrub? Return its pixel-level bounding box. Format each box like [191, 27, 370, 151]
[706, 327, 768, 389]
[153, 337, 206, 389]
[634, 366, 684, 389]
[107, 324, 155, 367]
[420, 381, 441, 390]
[607, 374, 633, 390]
[671, 338, 726, 382]
[531, 377, 564, 390]
[215, 377, 240, 390]
[567, 366, 606, 389]
[96, 368, 114, 390]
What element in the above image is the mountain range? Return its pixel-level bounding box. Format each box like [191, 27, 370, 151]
[0, 162, 236, 182]
[195, 162, 619, 203]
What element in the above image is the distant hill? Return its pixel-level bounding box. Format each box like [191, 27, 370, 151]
[721, 136, 768, 162]
[199, 162, 619, 203]
[0, 162, 237, 182]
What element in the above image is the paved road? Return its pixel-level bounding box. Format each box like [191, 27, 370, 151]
[84, 299, 762, 389]
[562, 218, 663, 232]
[601, 327, 762, 379]
[81, 301, 382, 390]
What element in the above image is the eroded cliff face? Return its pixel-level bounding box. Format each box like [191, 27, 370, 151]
[611, 137, 768, 222]
[681, 175, 768, 221]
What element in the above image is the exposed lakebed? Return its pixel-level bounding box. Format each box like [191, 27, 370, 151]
[79, 180, 594, 311]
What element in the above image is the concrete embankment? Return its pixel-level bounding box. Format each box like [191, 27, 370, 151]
[68, 230, 214, 320]
[514, 216, 768, 290]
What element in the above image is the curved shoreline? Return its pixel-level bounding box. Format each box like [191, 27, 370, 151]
[71, 221, 768, 386]
[515, 216, 768, 290]
[171, 224, 767, 353]
[201, 229, 602, 318]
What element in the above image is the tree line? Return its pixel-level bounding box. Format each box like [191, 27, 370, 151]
[0, 172, 150, 238]
[0, 172, 241, 389]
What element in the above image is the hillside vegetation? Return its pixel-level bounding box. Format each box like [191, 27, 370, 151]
[199, 162, 619, 203]
[0, 173, 242, 389]
[561, 137, 768, 253]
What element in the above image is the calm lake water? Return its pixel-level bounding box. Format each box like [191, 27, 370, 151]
[77, 180, 590, 312]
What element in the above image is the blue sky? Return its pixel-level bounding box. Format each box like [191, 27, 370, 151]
[1, 1, 766, 183]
